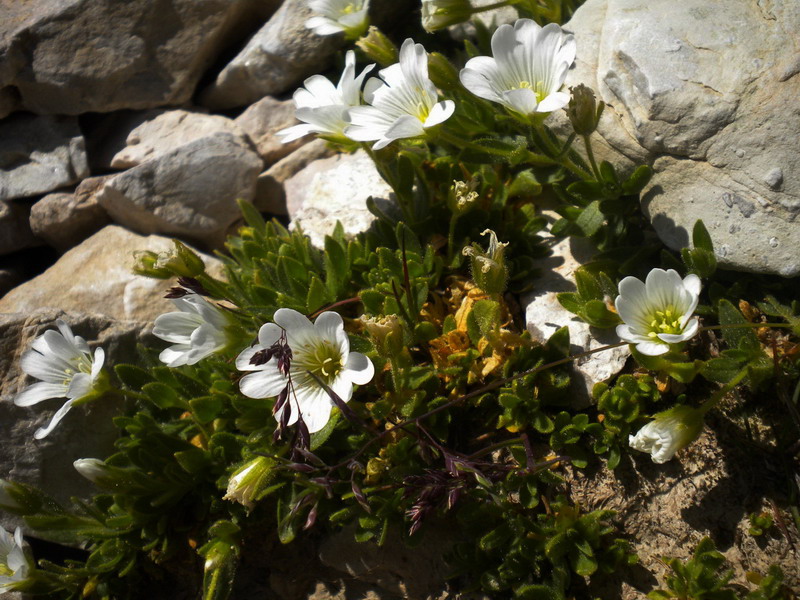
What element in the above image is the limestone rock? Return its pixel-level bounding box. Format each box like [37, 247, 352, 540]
[0, 115, 89, 201]
[0, 309, 150, 533]
[235, 96, 307, 165]
[561, 0, 800, 276]
[523, 233, 629, 403]
[254, 139, 335, 215]
[96, 134, 262, 249]
[107, 110, 250, 170]
[0, 200, 40, 256]
[201, 0, 415, 110]
[0, 225, 222, 323]
[288, 150, 395, 248]
[29, 177, 111, 252]
[0, 0, 280, 115]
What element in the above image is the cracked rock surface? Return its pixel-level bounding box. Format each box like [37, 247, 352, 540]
[560, 0, 800, 276]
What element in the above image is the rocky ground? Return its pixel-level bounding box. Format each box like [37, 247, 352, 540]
[1, 0, 799, 598]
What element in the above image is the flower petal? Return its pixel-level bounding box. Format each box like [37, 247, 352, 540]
[274, 308, 317, 348]
[14, 382, 68, 406]
[239, 367, 288, 399]
[634, 340, 670, 356]
[258, 323, 283, 348]
[424, 100, 455, 127]
[235, 345, 264, 372]
[91, 347, 105, 380]
[20, 349, 69, 383]
[536, 90, 570, 113]
[344, 352, 374, 385]
[153, 311, 203, 344]
[159, 344, 194, 367]
[313, 311, 348, 355]
[33, 399, 74, 439]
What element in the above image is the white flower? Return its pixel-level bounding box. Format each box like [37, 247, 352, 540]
[306, 0, 370, 40]
[421, 0, 473, 32]
[277, 50, 374, 144]
[628, 405, 704, 464]
[615, 268, 701, 356]
[153, 294, 230, 367]
[459, 19, 576, 117]
[347, 38, 456, 150]
[0, 527, 31, 591]
[236, 309, 375, 434]
[14, 320, 106, 439]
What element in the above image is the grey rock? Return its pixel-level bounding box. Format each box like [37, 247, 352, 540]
[523, 230, 629, 403]
[96, 134, 263, 249]
[0, 0, 280, 115]
[0, 309, 150, 534]
[201, 0, 415, 110]
[29, 176, 111, 252]
[254, 139, 335, 215]
[0, 225, 223, 323]
[288, 150, 395, 248]
[0, 115, 89, 201]
[0, 200, 40, 256]
[108, 109, 250, 170]
[561, 0, 800, 276]
[235, 96, 307, 165]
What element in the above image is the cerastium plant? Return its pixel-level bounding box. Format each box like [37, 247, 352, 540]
[1, 2, 797, 600]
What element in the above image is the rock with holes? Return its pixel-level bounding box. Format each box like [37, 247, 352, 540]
[556, 0, 800, 276]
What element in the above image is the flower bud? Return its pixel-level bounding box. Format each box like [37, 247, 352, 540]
[462, 229, 509, 295]
[628, 404, 704, 464]
[132, 250, 173, 279]
[222, 456, 275, 509]
[356, 26, 398, 67]
[567, 84, 605, 136]
[421, 0, 474, 32]
[427, 52, 461, 92]
[73, 459, 111, 485]
[360, 314, 403, 356]
[447, 179, 480, 216]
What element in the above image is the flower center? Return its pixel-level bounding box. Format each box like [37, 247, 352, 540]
[61, 355, 93, 386]
[0, 562, 13, 576]
[515, 80, 545, 103]
[303, 340, 343, 384]
[646, 306, 683, 337]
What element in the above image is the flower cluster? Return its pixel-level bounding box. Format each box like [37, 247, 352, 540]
[283, 18, 575, 149]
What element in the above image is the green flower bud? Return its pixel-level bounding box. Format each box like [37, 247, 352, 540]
[427, 52, 461, 92]
[462, 229, 508, 295]
[421, 0, 474, 32]
[360, 314, 404, 356]
[132, 240, 206, 279]
[356, 26, 398, 68]
[567, 84, 605, 136]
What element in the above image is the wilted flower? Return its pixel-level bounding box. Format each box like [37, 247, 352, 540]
[615, 268, 701, 356]
[277, 50, 374, 144]
[566, 83, 604, 135]
[421, 0, 473, 32]
[459, 19, 576, 118]
[305, 0, 370, 40]
[462, 229, 508, 295]
[448, 179, 479, 215]
[153, 294, 231, 367]
[0, 527, 31, 591]
[223, 456, 274, 509]
[355, 26, 399, 67]
[14, 320, 106, 439]
[347, 38, 456, 150]
[236, 309, 374, 433]
[133, 240, 206, 279]
[628, 405, 705, 464]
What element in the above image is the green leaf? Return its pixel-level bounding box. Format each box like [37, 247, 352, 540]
[114, 364, 153, 391]
[692, 220, 714, 253]
[516, 584, 560, 600]
[556, 292, 583, 315]
[621, 165, 653, 195]
[545, 326, 571, 358]
[190, 396, 224, 424]
[575, 200, 605, 236]
[584, 299, 620, 328]
[237, 199, 266, 231]
[306, 275, 331, 314]
[717, 299, 759, 352]
[174, 448, 210, 474]
[310, 412, 340, 451]
[142, 382, 184, 410]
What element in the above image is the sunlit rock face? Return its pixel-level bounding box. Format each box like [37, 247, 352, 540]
[557, 0, 800, 276]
